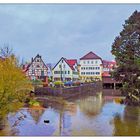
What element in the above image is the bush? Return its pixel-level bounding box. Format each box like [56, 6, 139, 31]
[31, 79, 43, 85]
[54, 81, 64, 87]
[29, 100, 40, 107]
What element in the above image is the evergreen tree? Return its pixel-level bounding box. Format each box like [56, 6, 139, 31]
[112, 10, 140, 105]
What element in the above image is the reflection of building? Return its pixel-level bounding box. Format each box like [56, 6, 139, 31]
[79, 52, 103, 82]
[78, 93, 103, 118]
[65, 102, 77, 116]
[23, 54, 48, 84]
[28, 108, 45, 124]
[52, 57, 79, 81]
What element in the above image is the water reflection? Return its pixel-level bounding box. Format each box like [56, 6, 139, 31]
[27, 108, 45, 124]
[0, 90, 140, 136]
[113, 106, 140, 136]
[78, 92, 103, 118]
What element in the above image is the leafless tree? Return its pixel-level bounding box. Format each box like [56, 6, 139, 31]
[0, 44, 13, 58]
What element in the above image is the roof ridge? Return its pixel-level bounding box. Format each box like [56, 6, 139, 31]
[80, 51, 101, 60]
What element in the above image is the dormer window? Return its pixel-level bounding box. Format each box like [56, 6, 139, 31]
[36, 59, 40, 62]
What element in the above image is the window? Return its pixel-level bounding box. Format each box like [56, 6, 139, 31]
[36, 59, 40, 62]
[81, 72, 85, 75]
[68, 71, 70, 74]
[59, 65, 61, 68]
[96, 72, 100, 75]
[86, 67, 88, 70]
[87, 61, 89, 64]
[95, 61, 98, 64]
[91, 61, 93, 64]
[32, 69, 35, 74]
[83, 61, 86, 64]
[54, 71, 60, 74]
[36, 65, 40, 68]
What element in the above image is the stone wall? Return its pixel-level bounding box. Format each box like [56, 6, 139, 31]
[34, 82, 102, 98]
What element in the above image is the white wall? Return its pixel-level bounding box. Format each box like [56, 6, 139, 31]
[52, 58, 79, 81]
[79, 59, 102, 77]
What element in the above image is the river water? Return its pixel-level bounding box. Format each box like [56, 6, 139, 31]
[0, 90, 140, 136]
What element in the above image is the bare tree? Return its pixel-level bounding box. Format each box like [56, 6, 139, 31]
[0, 44, 13, 58]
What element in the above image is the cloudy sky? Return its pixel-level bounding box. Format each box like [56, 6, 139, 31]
[0, 4, 140, 63]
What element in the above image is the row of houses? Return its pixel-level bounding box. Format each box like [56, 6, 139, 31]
[22, 52, 116, 85]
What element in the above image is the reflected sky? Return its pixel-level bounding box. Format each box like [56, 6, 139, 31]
[0, 91, 140, 136]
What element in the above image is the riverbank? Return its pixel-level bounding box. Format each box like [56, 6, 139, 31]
[35, 82, 101, 97]
[34, 82, 122, 99]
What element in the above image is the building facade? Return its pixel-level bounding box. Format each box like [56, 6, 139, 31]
[102, 60, 116, 77]
[79, 51, 103, 81]
[23, 54, 48, 84]
[52, 57, 79, 82]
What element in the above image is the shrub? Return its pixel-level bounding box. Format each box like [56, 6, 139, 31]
[54, 81, 64, 87]
[29, 100, 40, 107]
[31, 79, 43, 85]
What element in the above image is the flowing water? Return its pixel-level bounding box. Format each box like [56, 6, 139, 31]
[0, 90, 140, 136]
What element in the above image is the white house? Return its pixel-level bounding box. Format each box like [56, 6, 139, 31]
[79, 51, 103, 81]
[52, 57, 79, 82]
[23, 54, 48, 84]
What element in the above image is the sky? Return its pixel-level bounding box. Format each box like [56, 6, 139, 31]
[0, 4, 140, 63]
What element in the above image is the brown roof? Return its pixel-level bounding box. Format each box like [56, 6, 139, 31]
[80, 51, 102, 60]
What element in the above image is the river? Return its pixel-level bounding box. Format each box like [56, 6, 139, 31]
[0, 90, 140, 136]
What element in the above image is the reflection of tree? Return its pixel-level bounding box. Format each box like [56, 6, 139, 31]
[113, 106, 140, 136]
[28, 108, 45, 124]
[58, 102, 77, 136]
[78, 92, 103, 118]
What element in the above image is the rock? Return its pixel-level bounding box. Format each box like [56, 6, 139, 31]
[44, 120, 49, 123]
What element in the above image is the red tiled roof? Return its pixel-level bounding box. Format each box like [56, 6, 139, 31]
[103, 60, 116, 68]
[102, 72, 111, 77]
[65, 59, 77, 70]
[80, 51, 101, 60]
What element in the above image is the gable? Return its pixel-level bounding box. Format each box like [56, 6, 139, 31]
[26, 54, 48, 71]
[52, 57, 72, 71]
